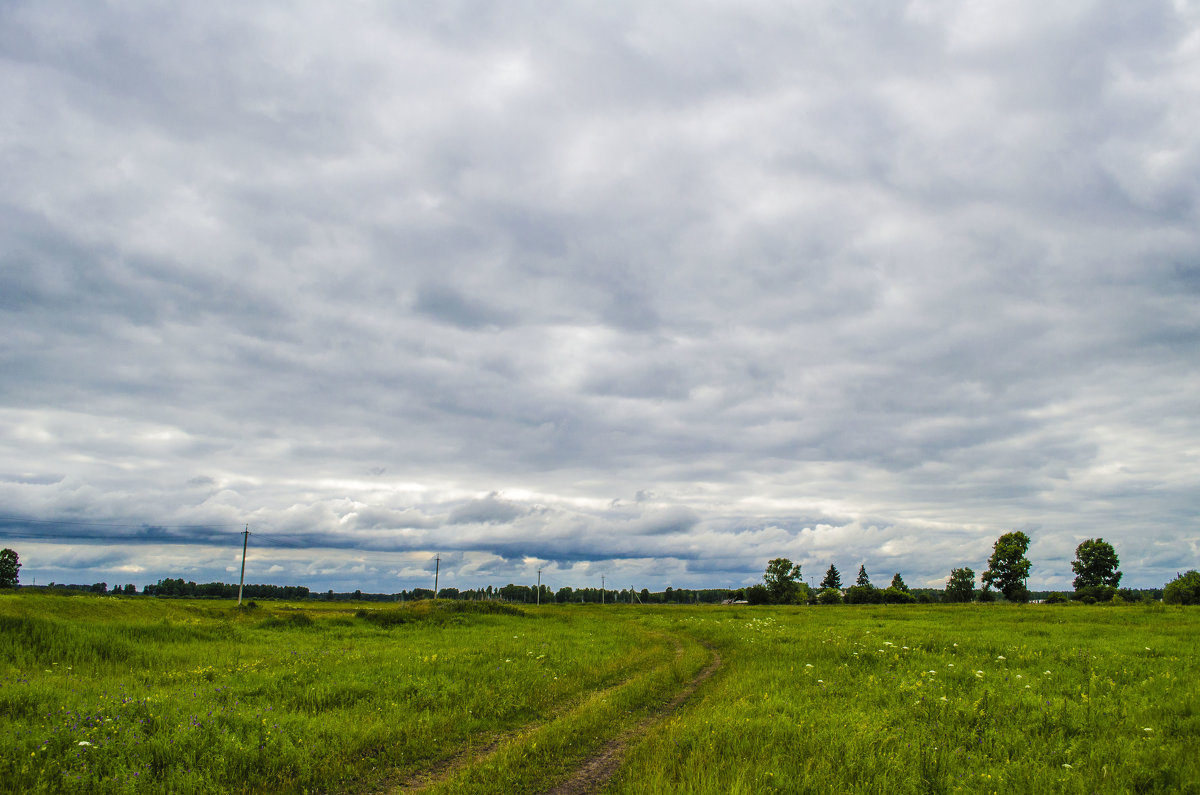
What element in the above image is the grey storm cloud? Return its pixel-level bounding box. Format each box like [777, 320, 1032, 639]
[1, 0, 1198, 593]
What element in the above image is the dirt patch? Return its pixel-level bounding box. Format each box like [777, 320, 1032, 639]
[540, 644, 722, 795]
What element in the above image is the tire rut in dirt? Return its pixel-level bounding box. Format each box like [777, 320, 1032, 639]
[540, 644, 722, 795]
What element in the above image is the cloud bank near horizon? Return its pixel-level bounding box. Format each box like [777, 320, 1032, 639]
[2, 1, 1198, 592]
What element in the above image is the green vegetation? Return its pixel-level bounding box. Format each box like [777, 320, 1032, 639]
[1163, 571, 1200, 605]
[945, 567, 976, 603]
[0, 548, 19, 588]
[2, 592, 1198, 794]
[983, 531, 1033, 603]
[611, 604, 1200, 795]
[1072, 539, 1122, 590]
[0, 593, 703, 794]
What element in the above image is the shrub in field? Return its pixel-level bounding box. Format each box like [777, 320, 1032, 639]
[1044, 592, 1069, 604]
[744, 584, 770, 605]
[1163, 570, 1200, 605]
[260, 612, 314, 629]
[1071, 585, 1117, 603]
[976, 586, 996, 603]
[844, 584, 882, 604]
[816, 587, 842, 605]
[357, 599, 526, 627]
[1002, 584, 1030, 604]
[881, 586, 916, 604]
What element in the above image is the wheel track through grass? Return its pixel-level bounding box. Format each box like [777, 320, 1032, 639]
[375, 629, 684, 794]
[540, 642, 721, 795]
[381, 630, 718, 794]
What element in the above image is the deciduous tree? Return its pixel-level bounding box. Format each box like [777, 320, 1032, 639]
[982, 531, 1031, 602]
[763, 558, 804, 604]
[0, 548, 19, 588]
[944, 567, 975, 603]
[1163, 571, 1200, 605]
[1071, 538, 1121, 589]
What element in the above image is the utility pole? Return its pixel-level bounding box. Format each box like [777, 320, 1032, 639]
[434, 555, 440, 598]
[537, 569, 542, 606]
[237, 525, 250, 606]
[601, 575, 605, 605]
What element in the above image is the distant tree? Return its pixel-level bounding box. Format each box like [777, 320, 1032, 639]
[1163, 571, 1200, 605]
[499, 584, 532, 602]
[816, 587, 843, 605]
[1044, 592, 1069, 604]
[763, 558, 805, 604]
[1071, 585, 1117, 604]
[882, 587, 916, 604]
[91, 582, 107, 594]
[555, 586, 574, 604]
[844, 584, 882, 605]
[855, 565, 871, 588]
[0, 548, 19, 588]
[889, 573, 909, 593]
[122, 583, 136, 595]
[944, 567, 976, 603]
[437, 587, 460, 600]
[640, 588, 651, 603]
[1071, 539, 1122, 590]
[982, 531, 1031, 602]
[820, 565, 842, 590]
[744, 584, 770, 605]
[1116, 588, 1143, 603]
[976, 586, 996, 603]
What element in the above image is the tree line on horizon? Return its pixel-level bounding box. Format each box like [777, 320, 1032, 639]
[748, 533, 1200, 606]
[3, 541, 1199, 605]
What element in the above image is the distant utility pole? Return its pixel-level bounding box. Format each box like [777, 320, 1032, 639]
[537, 569, 542, 606]
[237, 526, 250, 606]
[601, 575, 605, 605]
[434, 555, 440, 598]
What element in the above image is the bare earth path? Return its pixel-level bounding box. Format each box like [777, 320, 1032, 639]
[540, 643, 722, 795]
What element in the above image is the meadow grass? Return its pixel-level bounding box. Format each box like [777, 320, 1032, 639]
[2, 594, 1197, 794]
[611, 604, 1200, 794]
[0, 593, 670, 793]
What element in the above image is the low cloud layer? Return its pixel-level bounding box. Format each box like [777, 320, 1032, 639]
[2, 1, 1198, 593]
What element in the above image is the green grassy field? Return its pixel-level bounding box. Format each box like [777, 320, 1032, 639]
[1, 593, 1196, 794]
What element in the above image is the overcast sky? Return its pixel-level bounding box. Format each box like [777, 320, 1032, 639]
[2, 1, 1198, 595]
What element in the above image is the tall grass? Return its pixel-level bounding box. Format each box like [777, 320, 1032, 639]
[3, 594, 1196, 794]
[0, 594, 661, 793]
[612, 604, 1200, 794]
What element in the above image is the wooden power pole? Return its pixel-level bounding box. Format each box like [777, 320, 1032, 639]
[237, 526, 250, 606]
